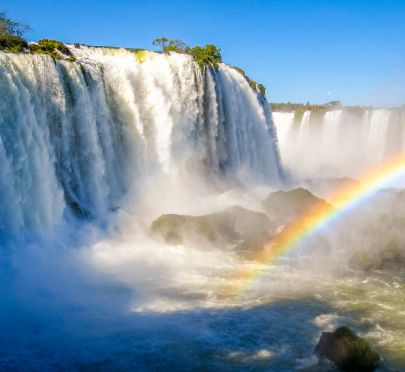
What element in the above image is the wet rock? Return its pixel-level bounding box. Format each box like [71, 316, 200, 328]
[225, 205, 275, 237]
[234, 236, 270, 260]
[379, 238, 405, 267]
[262, 188, 333, 223]
[349, 251, 382, 271]
[300, 177, 362, 201]
[150, 206, 274, 249]
[315, 326, 380, 372]
[150, 212, 239, 246]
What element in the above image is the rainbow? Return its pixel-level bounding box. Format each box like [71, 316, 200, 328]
[235, 153, 405, 293]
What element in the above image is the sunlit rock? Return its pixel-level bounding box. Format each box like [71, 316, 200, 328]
[262, 188, 333, 223]
[150, 206, 275, 249]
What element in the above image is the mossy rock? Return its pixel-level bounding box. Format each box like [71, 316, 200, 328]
[262, 188, 333, 223]
[150, 206, 274, 248]
[349, 251, 382, 271]
[315, 326, 380, 372]
[225, 206, 275, 237]
[150, 212, 239, 246]
[29, 39, 71, 59]
[0, 35, 27, 52]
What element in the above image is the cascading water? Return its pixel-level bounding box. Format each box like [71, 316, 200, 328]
[2, 47, 405, 372]
[273, 107, 405, 181]
[0, 47, 283, 239]
[271, 112, 294, 147]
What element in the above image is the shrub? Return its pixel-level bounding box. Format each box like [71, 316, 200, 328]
[0, 34, 27, 51]
[187, 44, 222, 70]
[232, 66, 266, 96]
[29, 39, 72, 60]
[38, 39, 70, 55]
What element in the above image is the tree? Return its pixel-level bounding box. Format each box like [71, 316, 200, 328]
[152, 37, 187, 53]
[152, 37, 170, 51]
[0, 12, 31, 37]
[0, 12, 31, 51]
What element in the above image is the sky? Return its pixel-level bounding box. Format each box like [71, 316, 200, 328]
[4, 0, 405, 106]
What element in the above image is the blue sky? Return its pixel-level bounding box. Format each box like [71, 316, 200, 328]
[4, 0, 405, 106]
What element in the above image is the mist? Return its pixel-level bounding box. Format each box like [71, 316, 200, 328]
[1, 46, 405, 371]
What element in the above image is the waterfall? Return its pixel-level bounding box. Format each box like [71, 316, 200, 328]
[322, 110, 343, 164]
[272, 112, 294, 147]
[272, 107, 405, 181]
[0, 47, 283, 238]
[297, 111, 311, 147]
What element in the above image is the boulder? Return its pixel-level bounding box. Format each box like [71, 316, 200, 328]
[315, 326, 380, 372]
[150, 206, 275, 250]
[348, 251, 382, 271]
[262, 188, 333, 223]
[300, 177, 362, 201]
[225, 205, 275, 237]
[150, 212, 239, 246]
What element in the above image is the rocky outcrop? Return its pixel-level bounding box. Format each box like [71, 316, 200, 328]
[299, 177, 362, 202]
[29, 39, 76, 61]
[262, 188, 333, 223]
[348, 251, 382, 271]
[150, 206, 275, 250]
[225, 206, 275, 237]
[150, 212, 239, 246]
[315, 326, 380, 372]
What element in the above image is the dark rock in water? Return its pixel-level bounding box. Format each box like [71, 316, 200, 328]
[349, 251, 382, 271]
[262, 188, 333, 223]
[61, 181, 91, 220]
[315, 326, 380, 372]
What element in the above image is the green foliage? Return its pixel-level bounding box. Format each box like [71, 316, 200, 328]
[331, 326, 380, 372]
[257, 83, 266, 96]
[345, 105, 367, 120]
[232, 66, 266, 95]
[0, 11, 31, 37]
[152, 36, 169, 51]
[152, 37, 222, 70]
[151, 38, 264, 93]
[269, 102, 302, 112]
[188, 44, 222, 70]
[0, 12, 30, 51]
[249, 80, 257, 90]
[294, 107, 308, 123]
[38, 39, 70, 54]
[0, 34, 27, 51]
[231, 66, 245, 75]
[29, 39, 72, 60]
